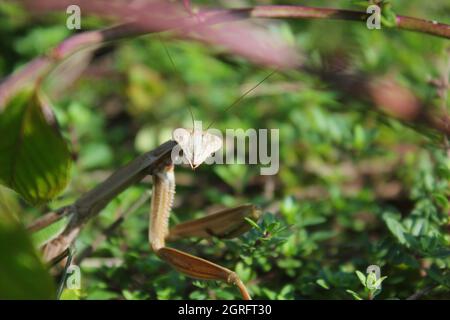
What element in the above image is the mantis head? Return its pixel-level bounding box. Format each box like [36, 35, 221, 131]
[172, 126, 222, 169]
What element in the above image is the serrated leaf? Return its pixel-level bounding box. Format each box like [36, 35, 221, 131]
[0, 88, 72, 205]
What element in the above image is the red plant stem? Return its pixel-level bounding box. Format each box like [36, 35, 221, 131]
[240, 6, 369, 21]
[1, 4, 449, 119]
[0, 24, 143, 109]
[396, 15, 450, 39]
[211, 6, 450, 39]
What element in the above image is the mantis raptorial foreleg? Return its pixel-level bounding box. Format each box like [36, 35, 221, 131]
[149, 163, 260, 300]
[30, 130, 259, 299]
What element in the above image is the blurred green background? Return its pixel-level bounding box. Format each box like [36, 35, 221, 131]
[0, 0, 449, 299]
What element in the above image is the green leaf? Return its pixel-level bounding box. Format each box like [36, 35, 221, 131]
[432, 193, 448, 209]
[262, 288, 277, 300]
[316, 279, 330, 290]
[383, 213, 407, 245]
[245, 217, 262, 231]
[366, 272, 378, 289]
[122, 289, 139, 300]
[31, 213, 72, 248]
[59, 288, 81, 300]
[353, 125, 366, 150]
[356, 270, 367, 287]
[214, 164, 249, 194]
[0, 88, 72, 205]
[380, 3, 397, 28]
[373, 276, 387, 289]
[0, 207, 55, 299]
[346, 289, 363, 300]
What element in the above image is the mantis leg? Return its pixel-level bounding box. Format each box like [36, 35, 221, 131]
[157, 247, 251, 300]
[149, 164, 253, 300]
[167, 204, 261, 241]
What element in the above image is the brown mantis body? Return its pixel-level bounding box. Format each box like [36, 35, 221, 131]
[148, 128, 260, 300]
[29, 60, 273, 299]
[32, 135, 260, 299]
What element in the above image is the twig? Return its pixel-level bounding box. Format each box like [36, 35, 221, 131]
[49, 247, 71, 267]
[8, 3, 450, 259]
[74, 191, 151, 264]
[27, 205, 72, 232]
[239, 6, 450, 39]
[56, 246, 74, 300]
[2, 2, 449, 105]
[0, 24, 143, 108]
[406, 284, 438, 300]
[34, 140, 176, 262]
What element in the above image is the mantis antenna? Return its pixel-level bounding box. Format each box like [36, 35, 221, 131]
[159, 35, 195, 130]
[206, 69, 278, 130]
[159, 35, 277, 131]
[150, 33, 270, 299]
[161, 36, 277, 169]
[171, 68, 277, 169]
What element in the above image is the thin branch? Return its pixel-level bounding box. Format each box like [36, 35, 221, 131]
[22, 0, 450, 39]
[406, 284, 438, 300]
[396, 15, 450, 39]
[35, 140, 176, 262]
[0, 24, 143, 108]
[308, 67, 450, 137]
[2, 3, 448, 105]
[1, 3, 448, 106]
[231, 6, 450, 39]
[8, 3, 450, 259]
[74, 191, 151, 264]
[27, 205, 71, 232]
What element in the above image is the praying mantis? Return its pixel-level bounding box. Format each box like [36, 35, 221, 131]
[31, 133, 261, 300]
[149, 127, 261, 300]
[31, 134, 261, 299]
[30, 70, 275, 299]
[147, 70, 278, 299]
[18, 0, 293, 300]
[27, 29, 275, 298]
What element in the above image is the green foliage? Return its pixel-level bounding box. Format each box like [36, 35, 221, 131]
[0, 0, 448, 300]
[0, 189, 55, 299]
[0, 88, 72, 205]
[347, 270, 387, 299]
[31, 213, 71, 248]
